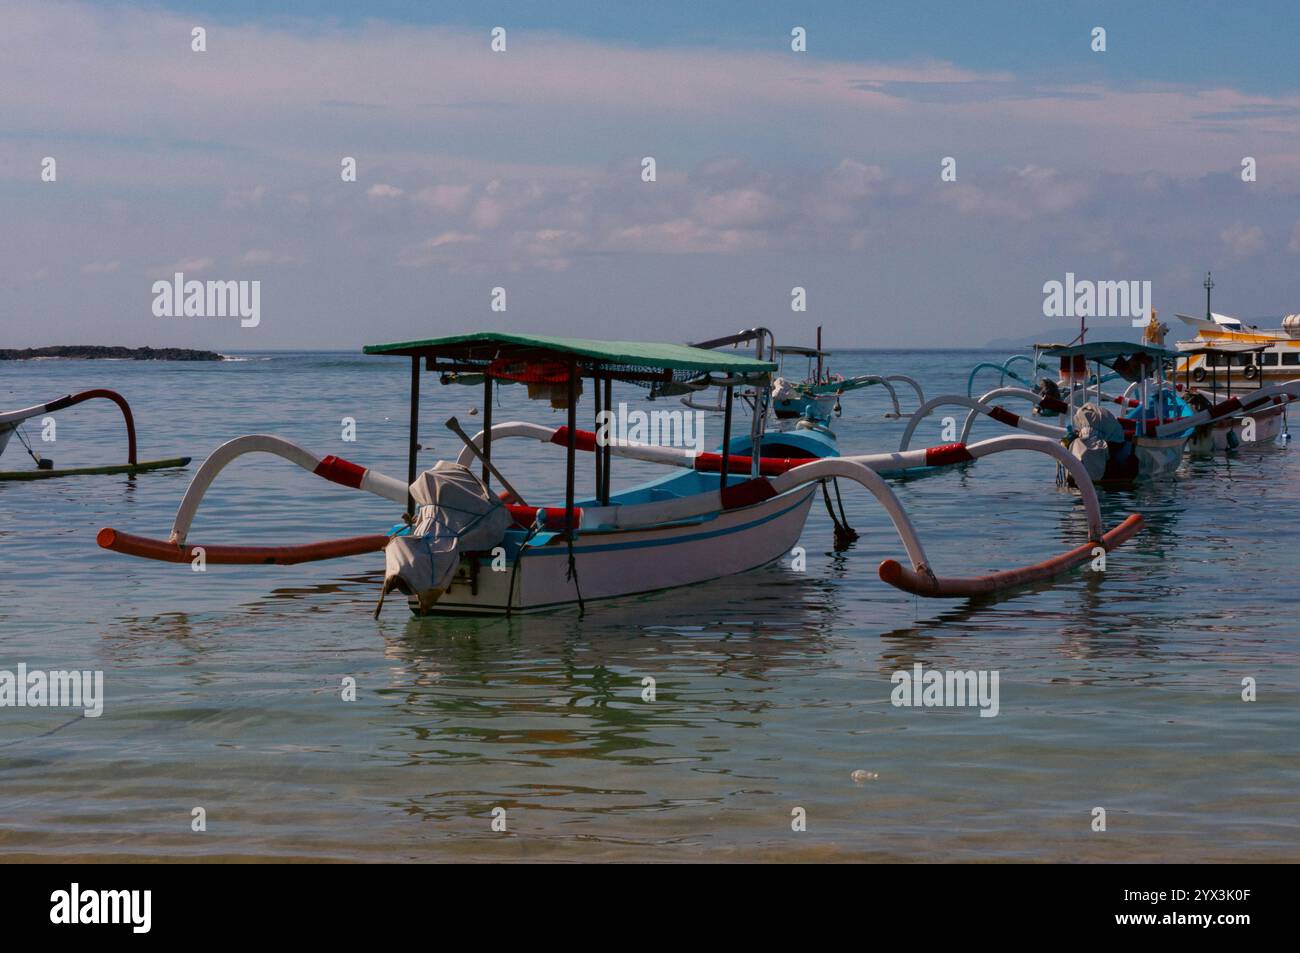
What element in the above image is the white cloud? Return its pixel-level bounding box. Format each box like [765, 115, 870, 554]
[233, 249, 305, 266]
[398, 231, 482, 266]
[1288, 221, 1300, 253]
[694, 189, 783, 229]
[411, 185, 474, 215]
[1220, 222, 1266, 257]
[221, 186, 268, 210]
[161, 257, 216, 274]
[604, 218, 766, 254]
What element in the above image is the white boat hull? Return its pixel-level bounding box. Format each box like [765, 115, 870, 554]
[1133, 434, 1187, 476]
[1186, 403, 1286, 453]
[413, 485, 818, 614]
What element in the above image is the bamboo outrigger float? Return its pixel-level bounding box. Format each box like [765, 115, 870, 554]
[0, 389, 190, 480]
[97, 331, 1142, 611]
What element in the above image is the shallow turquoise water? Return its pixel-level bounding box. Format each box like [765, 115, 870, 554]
[1, 351, 1297, 861]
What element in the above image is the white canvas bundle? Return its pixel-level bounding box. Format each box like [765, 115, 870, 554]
[380, 461, 513, 612]
[1069, 402, 1125, 481]
[771, 377, 799, 403]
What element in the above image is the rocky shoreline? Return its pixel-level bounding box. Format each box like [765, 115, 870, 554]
[0, 346, 225, 361]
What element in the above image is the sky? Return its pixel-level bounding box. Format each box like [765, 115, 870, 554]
[3, 0, 1300, 350]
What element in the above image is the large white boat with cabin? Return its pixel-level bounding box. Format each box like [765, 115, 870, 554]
[1175, 273, 1300, 384]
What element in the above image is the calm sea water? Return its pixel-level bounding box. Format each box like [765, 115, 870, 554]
[1, 350, 1297, 862]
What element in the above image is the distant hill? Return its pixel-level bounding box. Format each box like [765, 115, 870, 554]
[0, 346, 224, 361]
[983, 324, 1144, 350]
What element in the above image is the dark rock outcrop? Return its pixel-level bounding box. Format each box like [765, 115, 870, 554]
[0, 346, 224, 361]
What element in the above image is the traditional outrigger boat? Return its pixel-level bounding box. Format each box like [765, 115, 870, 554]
[966, 352, 1052, 399]
[1174, 342, 1290, 452]
[97, 331, 1142, 611]
[898, 342, 1200, 485]
[767, 327, 923, 426]
[1046, 342, 1196, 483]
[0, 390, 189, 480]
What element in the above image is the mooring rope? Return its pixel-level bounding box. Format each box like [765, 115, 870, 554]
[820, 478, 858, 549]
[13, 424, 43, 465]
[506, 522, 544, 616]
[565, 532, 585, 616]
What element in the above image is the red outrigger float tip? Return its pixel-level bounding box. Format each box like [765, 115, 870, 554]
[879, 513, 1144, 598]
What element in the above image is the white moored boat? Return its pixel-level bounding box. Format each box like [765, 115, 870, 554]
[898, 341, 1199, 485]
[765, 326, 924, 428]
[1175, 274, 1300, 384]
[1174, 342, 1290, 452]
[98, 331, 1144, 611]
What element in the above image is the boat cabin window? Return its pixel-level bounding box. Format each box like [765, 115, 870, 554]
[1207, 352, 1253, 368]
[1283, 353, 1300, 366]
[1261, 352, 1279, 366]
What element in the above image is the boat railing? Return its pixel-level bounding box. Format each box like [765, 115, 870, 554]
[966, 355, 1052, 397]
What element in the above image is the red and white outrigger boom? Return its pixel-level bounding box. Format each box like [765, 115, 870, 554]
[97, 435, 400, 564]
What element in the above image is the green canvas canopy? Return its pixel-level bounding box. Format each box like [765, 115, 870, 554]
[775, 345, 830, 357]
[364, 331, 777, 375]
[365, 331, 776, 518]
[1039, 340, 1179, 361]
[1041, 340, 1178, 383]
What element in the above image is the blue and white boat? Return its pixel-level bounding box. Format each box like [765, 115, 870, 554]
[98, 332, 1143, 610]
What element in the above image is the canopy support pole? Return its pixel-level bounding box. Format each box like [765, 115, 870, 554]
[407, 355, 420, 517]
[719, 385, 734, 490]
[482, 375, 492, 490]
[564, 359, 585, 613]
[565, 359, 577, 537]
[601, 377, 612, 504]
[593, 367, 603, 503]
